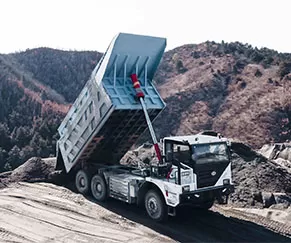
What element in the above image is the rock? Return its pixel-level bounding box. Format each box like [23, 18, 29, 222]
[259, 143, 291, 162]
[252, 191, 263, 203]
[269, 203, 290, 210]
[262, 192, 276, 208]
[273, 193, 291, 205]
[142, 142, 153, 149]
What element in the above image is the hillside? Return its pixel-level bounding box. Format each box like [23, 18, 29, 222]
[11, 48, 103, 103]
[0, 49, 101, 171]
[152, 42, 291, 148]
[0, 42, 290, 171]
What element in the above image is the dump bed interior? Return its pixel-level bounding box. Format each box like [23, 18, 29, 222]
[57, 33, 166, 173]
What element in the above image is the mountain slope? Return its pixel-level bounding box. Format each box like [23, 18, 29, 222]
[11, 48, 102, 103]
[152, 42, 291, 148]
[0, 54, 69, 171]
[0, 48, 103, 171]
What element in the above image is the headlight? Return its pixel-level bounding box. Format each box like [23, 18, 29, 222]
[182, 185, 190, 192]
[223, 179, 230, 185]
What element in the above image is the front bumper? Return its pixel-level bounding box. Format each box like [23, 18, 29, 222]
[180, 184, 234, 205]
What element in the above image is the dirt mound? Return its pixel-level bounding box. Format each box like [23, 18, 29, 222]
[120, 143, 159, 167]
[0, 157, 57, 188]
[230, 142, 291, 208]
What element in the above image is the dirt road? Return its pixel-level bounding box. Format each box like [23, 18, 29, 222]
[0, 182, 290, 242]
[0, 182, 172, 243]
[102, 197, 291, 242]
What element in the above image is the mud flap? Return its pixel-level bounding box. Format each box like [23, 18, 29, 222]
[56, 145, 65, 171]
[168, 206, 176, 216]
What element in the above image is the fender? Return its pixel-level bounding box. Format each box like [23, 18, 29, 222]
[144, 178, 182, 207]
[137, 181, 164, 206]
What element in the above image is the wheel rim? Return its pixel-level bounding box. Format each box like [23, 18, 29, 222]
[97, 184, 102, 192]
[80, 178, 85, 187]
[147, 197, 159, 217]
[93, 180, 102, 196]
[77, 174, 87, 189]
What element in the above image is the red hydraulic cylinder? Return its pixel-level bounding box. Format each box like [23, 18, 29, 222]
[130, 74, 162, 163]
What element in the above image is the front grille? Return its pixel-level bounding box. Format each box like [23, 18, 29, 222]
[196, 163, 229, 188]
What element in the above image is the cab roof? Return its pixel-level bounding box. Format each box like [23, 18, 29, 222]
[163, 134, 228, 145]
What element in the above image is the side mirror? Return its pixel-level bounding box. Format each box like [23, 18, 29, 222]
[166, 152, 173, 162]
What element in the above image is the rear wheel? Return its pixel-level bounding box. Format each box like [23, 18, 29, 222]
[145, 190, 167, 222]
[91, 174, 108, 201]
[75, 170, 91, 195]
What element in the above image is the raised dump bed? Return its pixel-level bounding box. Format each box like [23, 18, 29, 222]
[57, 33, 167, 173]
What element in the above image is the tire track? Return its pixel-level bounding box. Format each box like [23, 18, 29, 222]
[0, 206, 121, 242]
[213, 206, 291, 238]
[0, 227, 31, 243]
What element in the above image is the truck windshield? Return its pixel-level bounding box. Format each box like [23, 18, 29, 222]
[191, 143, 229, 164]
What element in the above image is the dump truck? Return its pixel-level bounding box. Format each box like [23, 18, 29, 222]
[56, 33, 234, 221]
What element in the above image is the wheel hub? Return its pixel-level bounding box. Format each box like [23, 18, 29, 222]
[80, 178, 85, 187]
[97, 183, 102, 192]
[148, 197, 158, 214]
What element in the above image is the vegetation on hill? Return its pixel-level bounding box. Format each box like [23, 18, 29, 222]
[153, 41, 291, 148]
[0, 49, 101, 172]
[11, 48, 102, 103]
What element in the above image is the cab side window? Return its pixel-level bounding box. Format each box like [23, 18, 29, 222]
[165, 141, 190, 164]
[165, 142, 173, 162]
[173, 144, 191, 164]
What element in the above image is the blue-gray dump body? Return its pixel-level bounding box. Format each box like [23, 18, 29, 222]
[57, 33, 167, 173]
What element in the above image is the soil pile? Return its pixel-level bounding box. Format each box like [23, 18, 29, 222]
[120, 143, 159, 167]
[230, 142, 291, 208]
[0, 157, 57, 188]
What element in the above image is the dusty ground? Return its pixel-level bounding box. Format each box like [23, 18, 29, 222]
[0, 182, 290, 243]
[0, 182, 172, 243]
[1, 143, 291, 242]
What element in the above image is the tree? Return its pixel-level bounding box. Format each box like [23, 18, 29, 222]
[20, 146, 34, 162]
[176, 60, 187, 73]
[12, 126, 32, 148]
[0, 147, 7, 172]
[0, 123, 11, 150]
[5, 145, 21, 170]
[278, 62, 291, 79]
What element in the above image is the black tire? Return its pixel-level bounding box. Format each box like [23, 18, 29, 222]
[75, 170, 91, 195]
[91, 174, 108, 202]
[199, 200, 215, 210]
[145, 189, 167, 222]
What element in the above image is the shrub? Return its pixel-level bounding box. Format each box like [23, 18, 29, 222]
[278, 62, 291, 79]
[176, 60, 187, 73]
[255, 69, 262, 77]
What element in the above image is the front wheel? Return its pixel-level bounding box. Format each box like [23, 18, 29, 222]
[91, 174, 108, 202]
[198, 199, 215, 210]
[145, 190, 167, 222]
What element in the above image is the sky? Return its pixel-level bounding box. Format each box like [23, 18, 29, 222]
[1, 0, 291, 54]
